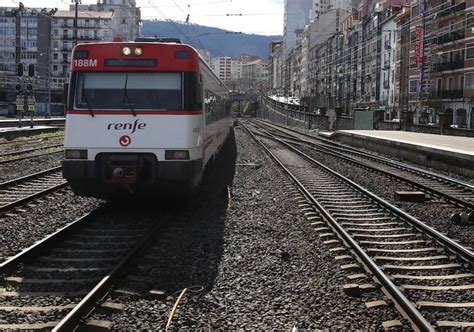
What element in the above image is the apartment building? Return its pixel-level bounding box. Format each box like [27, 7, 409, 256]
[211, 57, 233, 82]
[425, 0, 472, 127]
[241, 59, 268, 90]
[50, 9, 114, 82]
[268, 41, 283, 90]
[210, 55, 263, 84]
[89, 0, 142, 42]
[379, 10, 398, 119]
[0, 6, 53, 113]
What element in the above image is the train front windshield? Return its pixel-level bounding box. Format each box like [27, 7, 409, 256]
[74, 72, 183, 110]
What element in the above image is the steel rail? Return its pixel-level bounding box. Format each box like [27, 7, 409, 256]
[0, 149, 64, 165]
[0, 209, 103, 270]
[0, 166, 62, 190]
[0, 182, 68, 214]
[53, 222, 161, 331]
[255, 119, 474, 191]
[254, 124, 474, 210]
[242, 122, 436, 331]
[0, 144, 63, 159]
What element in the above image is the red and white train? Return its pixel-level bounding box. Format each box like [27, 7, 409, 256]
[62, 38, 231, 197]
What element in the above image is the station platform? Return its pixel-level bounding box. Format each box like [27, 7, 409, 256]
[323, 130, 474, 178]
[0, 125, 63, 140]
[0, 117, 65, 129]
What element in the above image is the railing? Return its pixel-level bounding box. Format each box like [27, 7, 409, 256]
[434, 60, 464, 72]
[430, 89, 463, 99]
[435, 30, 465, 45]
[437, 1, 466, 18]
[384, 40, 391, 49]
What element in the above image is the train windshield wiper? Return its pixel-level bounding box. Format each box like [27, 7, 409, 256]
[83, 90, 94, 117]
[122, 74, 136, 117]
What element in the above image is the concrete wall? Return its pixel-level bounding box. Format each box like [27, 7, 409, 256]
[333, 132, 474, 178]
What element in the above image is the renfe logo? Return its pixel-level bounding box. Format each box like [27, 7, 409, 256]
[107, 119, 147, 134]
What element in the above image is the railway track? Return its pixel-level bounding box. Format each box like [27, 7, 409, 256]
[252, 120, 474, 210]
[0, 132, 64, 146]
[0, 167, 67, 213]
[0, 207, 159, 331]
[0, 145, 63, 165]
[243, 122, 474, 330]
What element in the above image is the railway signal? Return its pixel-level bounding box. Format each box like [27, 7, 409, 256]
[28, 64, 35, 77]
[17, 63, 24, 77]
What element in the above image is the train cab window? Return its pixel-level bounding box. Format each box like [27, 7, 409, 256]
[74, 72, 183, 110]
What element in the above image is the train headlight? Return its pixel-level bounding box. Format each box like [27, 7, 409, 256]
[122, 47, 132, 56]
[65, 149, 88, 159]
[165, 150, 190, 160]
[134, 47, 143, 56]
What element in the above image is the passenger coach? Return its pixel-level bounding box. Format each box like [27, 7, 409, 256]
[62, 39, 231, 197]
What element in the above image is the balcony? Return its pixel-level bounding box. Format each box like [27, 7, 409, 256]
[437, 2, 465, 18]
[383, 60, 391, 70]
[78, 35, 99, 40]
[77, 23, 100, 29]
[435, 30, 465, 45]
[434, 60, 464, 72]
[430, 89, 463, 99]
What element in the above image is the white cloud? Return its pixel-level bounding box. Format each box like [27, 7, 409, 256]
[14, 0, 283, 35]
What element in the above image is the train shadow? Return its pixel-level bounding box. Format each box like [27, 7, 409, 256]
[116, 129, 237, 301]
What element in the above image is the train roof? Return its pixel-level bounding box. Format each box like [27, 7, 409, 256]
[72, 42, 229, 91]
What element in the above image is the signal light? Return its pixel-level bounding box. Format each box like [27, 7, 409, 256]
[17, 63, 24, 77]
[15, 84, 22, 92]
[26, 83, 33, 91]
[28, 64, 35, 77]
[122, 47, 132, 55]
[121, 46, 143, 56]
[134, 47, 143, 55]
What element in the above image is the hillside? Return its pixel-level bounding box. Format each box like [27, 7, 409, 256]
[143, 20, 281, 59]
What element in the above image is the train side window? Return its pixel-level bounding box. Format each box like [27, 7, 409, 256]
[196, 82, 203, 109]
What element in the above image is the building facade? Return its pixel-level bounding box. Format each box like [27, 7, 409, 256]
[0, 6, 54, 114]
[269, 0, 474, 129]
[284, 0, 317, 50]
[50, 9, 114, 82]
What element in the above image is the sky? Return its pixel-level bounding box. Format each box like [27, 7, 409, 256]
[4, 0, 284, 35]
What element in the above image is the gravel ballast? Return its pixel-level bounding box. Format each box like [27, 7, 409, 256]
[297, 144, 473, 249]
[0, 151, 63, 183]
[0, 188, 101, 262]
[97, 127, 403, 330]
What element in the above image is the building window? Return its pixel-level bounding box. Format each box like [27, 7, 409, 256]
[53, 53, 58, 60]
[409, 80, 417, 93]
[53, 65, 58, 71]
[466, 43, 474, 59]
[53, 29, 58, 36]
[448, 77, 453, 90]
[460, 76, 464, 90]
[464, 73, 474, 89]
